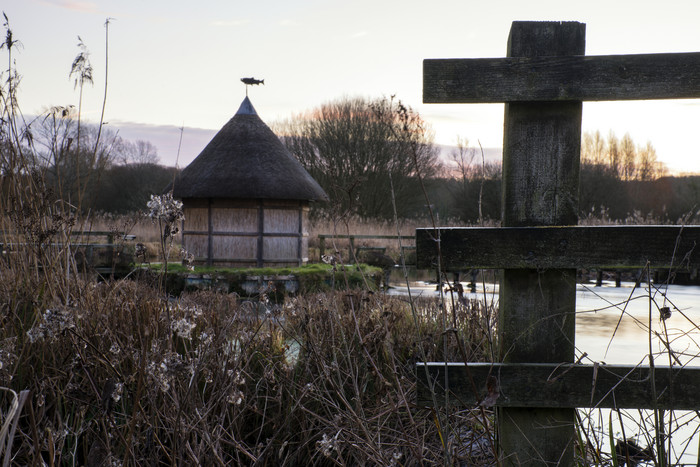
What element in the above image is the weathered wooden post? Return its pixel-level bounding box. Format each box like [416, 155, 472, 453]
[418, 20, 700, 466]
[498, 21, 582, 465]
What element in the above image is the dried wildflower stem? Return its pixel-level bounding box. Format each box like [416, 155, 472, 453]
[387, 101, 454, 464]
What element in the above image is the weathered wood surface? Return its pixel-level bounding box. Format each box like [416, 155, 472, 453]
[417, 363, 700, 410]
[416, 226, 700, 270]
[424, 52, 700, 103]
[496, 21, 585, 466]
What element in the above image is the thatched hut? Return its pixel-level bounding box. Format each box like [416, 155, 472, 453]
[172, 97, 327, 267]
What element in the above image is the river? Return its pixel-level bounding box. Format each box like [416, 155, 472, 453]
[388, 279, 700, 464]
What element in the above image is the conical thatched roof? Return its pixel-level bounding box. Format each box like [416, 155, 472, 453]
[172, 97, 328, 201]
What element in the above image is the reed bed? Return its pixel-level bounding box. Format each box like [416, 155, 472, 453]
[0, 266, 497, 465]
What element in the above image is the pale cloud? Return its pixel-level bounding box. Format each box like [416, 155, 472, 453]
[109, 120, 217, 167]
[38, 0, 98, 14]
[278, 19, 298, 27]
[351, 31, 368, 39]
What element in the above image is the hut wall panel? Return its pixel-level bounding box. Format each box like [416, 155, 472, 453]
[213, 236, 257, 260]
[184, 208, 209, 233]
[213, 199, 258, 209]
[182, 199, 313, 265]
[301, 209, 309, 235]
[186, 234, 209, 259]
[262, 199, 300, 208]
[301, 236, 309, 262]
[263, 237, 297, 261]
[212, 208, 258, 232]
[300, 208, 309, 261]
[263, 208, 300, 233]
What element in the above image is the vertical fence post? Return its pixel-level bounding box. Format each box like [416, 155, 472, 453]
[498, 21, 584, 466]
[349, 236, 356, 263]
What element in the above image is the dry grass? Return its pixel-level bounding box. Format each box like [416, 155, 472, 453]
[0, 266, 497, 465]
[88, 212, 167, 244]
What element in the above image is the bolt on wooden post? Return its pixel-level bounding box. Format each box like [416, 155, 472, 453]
[418, 20, 700, 466]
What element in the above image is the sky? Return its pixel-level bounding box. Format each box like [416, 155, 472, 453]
[3, 0, 700, 173]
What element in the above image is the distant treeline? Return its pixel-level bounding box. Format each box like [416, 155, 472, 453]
[79, 159, 700, 224]
[91, 163, 178, 213]
[273, 97, 697, 224]
[427, 170, 700, 224]
[7, 101, 698, 223]
[429, 130, 699, 224]
[86, 130, 700, 223]
[1, 111, 177, 215]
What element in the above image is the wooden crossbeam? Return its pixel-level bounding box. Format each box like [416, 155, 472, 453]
[416, 226, 700, 270]
[417, 362, 700, 410]
[424, 52, 700, 103]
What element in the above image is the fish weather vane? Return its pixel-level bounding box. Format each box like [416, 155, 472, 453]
[241, 77, 264, 96]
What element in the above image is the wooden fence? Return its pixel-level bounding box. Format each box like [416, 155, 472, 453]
[317, 234, 415, 263]
[1, 231, 136, 275]
[417, 21, 700, 465]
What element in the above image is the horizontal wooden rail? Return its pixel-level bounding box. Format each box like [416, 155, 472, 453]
[1, 231, 135, 241]
[417, 362, 700, 410]
[317, 234, 415, 240]
[424, 52, 700, 103]
[318, 234, 415, 262]
[70, 231, 130, 237]
[416, 226, 700, 270]
[184, 231, 302, 238]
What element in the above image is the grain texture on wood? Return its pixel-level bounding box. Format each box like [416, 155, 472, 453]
[424, 52, 700, 103]
[498, 21, 584, 466]
[416, 363, 700, 410]
[415, 226, 700, 270]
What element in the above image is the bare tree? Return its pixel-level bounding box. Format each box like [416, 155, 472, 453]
[620, 132, 637, 181]
[114, 139, 159, 165]
[637, 141, 664, 181]
[446, 137, 501, 222]
[275, 96, 441, 219]
[32, 108, 119, 207]
[450, 136, 478, 180]
[606, 130, 621, 178]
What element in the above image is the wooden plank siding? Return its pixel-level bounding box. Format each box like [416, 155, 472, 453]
[182, 198, 309, 267]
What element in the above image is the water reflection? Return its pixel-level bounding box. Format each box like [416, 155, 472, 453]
[389, 280, 700, 367]
[576, 283, 700, 366]
[389, 279, 700, 464]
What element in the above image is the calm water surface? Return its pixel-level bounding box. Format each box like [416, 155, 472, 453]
[576, 282, 700, 366]
[389, 280, 700, 464]
[390, 280, 700, 365]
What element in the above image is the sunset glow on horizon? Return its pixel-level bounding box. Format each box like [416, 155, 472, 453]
[3, 0, 700, 172]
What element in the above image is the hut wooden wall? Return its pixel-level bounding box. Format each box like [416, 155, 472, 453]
[182, 198, 309, 268]
[182, 200, 209, 261]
